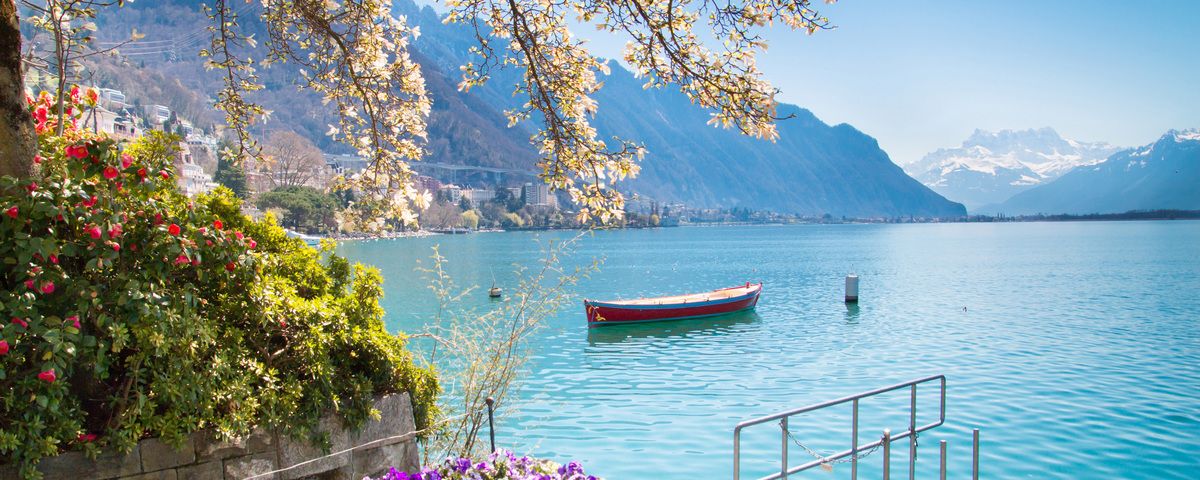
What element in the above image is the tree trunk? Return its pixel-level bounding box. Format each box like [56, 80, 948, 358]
[0, 0, 34, 179]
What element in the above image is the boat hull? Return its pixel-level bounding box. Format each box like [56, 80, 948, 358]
[585, 285, 760, 327]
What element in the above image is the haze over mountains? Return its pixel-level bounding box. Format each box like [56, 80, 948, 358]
[986, 130, 1200, 215]
[905, 128, 1120, 210]
[84, 0, 965, 218]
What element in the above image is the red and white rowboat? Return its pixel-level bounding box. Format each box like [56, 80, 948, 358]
[584, 283, 762, 327]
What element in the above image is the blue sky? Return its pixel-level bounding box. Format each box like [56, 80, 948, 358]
[570, 0, 1200, 164]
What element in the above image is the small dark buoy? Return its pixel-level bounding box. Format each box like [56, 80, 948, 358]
[489, 286, 502, 298]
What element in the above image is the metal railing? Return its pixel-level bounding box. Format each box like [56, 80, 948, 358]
[733, 374, 958, 480]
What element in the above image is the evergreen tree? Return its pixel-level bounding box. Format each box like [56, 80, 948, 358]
[214, 154, 250, 199]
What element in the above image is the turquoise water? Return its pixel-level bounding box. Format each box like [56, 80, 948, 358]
[338, 222, 1200, 479]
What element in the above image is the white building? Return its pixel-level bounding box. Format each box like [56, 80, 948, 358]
[144, 104, 170, 124]
[523, 182, 555, 207]
[174, 142, 216, 197]
[463, 188, 496, 204]
[439, 184, 463, 203]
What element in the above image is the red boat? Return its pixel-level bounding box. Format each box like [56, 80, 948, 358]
[584, 283, 762, 327]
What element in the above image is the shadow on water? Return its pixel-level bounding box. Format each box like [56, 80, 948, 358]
[585, 310, 761, 345]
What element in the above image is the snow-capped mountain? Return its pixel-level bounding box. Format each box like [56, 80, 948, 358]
[904, 128, 1120, 210]
[987, 129, 1200, 215]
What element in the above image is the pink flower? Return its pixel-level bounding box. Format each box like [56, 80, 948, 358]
[77, 433, 97, 443]
[40, 282, 55, 294]
[190, 258, 200, 266]
[248, 239, 257, 250]
[82, 195, 97, 207]
[69, 85, 80, 101]
[160, 170, 170, 180]
[235, 231, 244, 240]
[198, 227, 207, 235]
[49, 254, 59, 264]
[121, 154, 133, 169]
[11, 317, 28, 328]
[103, 166, 119, 180]
[33, 154, 42, 164]
[87, 225, 102, 239]
[154, 213, 163, 225]
[0, 340, 8, 355]
[111, 243, 121, 252]
[108, 224, 122, 238]
[24, 280, 34, 290]
[27, 182, 37, 193]
[38, 369, 56, 383]
[174, 254, 189, 265]
[5, 206, 16, 218]
[67, 315, 80, 329]
[213, 219, 223, 230]
[168, 223, 181, 236]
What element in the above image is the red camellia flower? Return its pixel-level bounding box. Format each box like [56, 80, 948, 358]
[121, 154, 133, 169]
[5, 206, 16, 218]
[112, 243, 121, 252]
[40, 282, 55, 294]
[10, 317, 27, 328]
[108, 224, 122, 238]
[198, 227, 207, 235]
[24, 280, 34, 289]
[87, 225, 102, 239]
[235, 231, 244, 240]
[174, 254, 189, 265]
[225, 262, 236, 272]
[160, 170, 170, 180]
[191, 258, 200, 266]
[27, 182, 37, 193]
[103, 166, 119, 180]
[33, 154, 42, 164]
[0, 340, 8, 355]
[67, 315, 80, 329]
[77, 433, 97, 443]
[248, 240, 257, 250]
[65, 144, 88, 159]
[38, 369, 56, 383]
[137, 167, 147, 178]
[82, 195, 97, 207]
[168, 223, 181, 236]
[213, 219, 223, 230]
[49, 254, 59, 264]
[154, 213, 163, 225]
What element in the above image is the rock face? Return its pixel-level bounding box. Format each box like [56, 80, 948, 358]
[985, 129, 1200, 215]
[905, 128, 1120, 211]
[0, 393, 419, 480]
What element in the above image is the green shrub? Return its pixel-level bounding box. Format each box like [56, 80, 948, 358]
[0, 90, 438, 478]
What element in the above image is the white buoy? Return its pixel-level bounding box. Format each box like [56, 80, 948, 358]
[845, 274, 859, 303]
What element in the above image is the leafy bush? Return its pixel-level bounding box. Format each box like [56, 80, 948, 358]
[0, 90, 438, 478]
[255, 185, 339, 234]
[375, 450, 600, 480]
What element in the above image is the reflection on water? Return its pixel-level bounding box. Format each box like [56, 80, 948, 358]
[585, 310, 761, 345]
[844, 302, 861, 323]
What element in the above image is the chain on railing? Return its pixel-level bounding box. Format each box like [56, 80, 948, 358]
[782, 424, 884, 471]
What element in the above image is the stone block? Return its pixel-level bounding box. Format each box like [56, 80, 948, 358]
[37, 448, 142, 479]
[194, 428, 274, 461]
[223, 452, 278, 480]
[176, 460, 223, 480]
[349, 394, 416, 448]
[275, 416, 350, 480]
[124, 469, 179, 480]
[141, 436, 197, 472]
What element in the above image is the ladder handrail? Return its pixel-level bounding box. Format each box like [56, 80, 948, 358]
[733, 374, 947, 480]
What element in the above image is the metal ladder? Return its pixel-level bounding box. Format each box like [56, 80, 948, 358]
[732, 374, 981, 479]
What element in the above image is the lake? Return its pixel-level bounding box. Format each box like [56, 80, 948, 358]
[338, 221, 1200, 479]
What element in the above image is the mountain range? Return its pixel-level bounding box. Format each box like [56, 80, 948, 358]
[984, 130, 1200, 215]
[86, 0, 968, 217]
[904, 128, 1120, 211]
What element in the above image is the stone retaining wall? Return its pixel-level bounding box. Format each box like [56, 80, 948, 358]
[1, 393, 419, 480]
